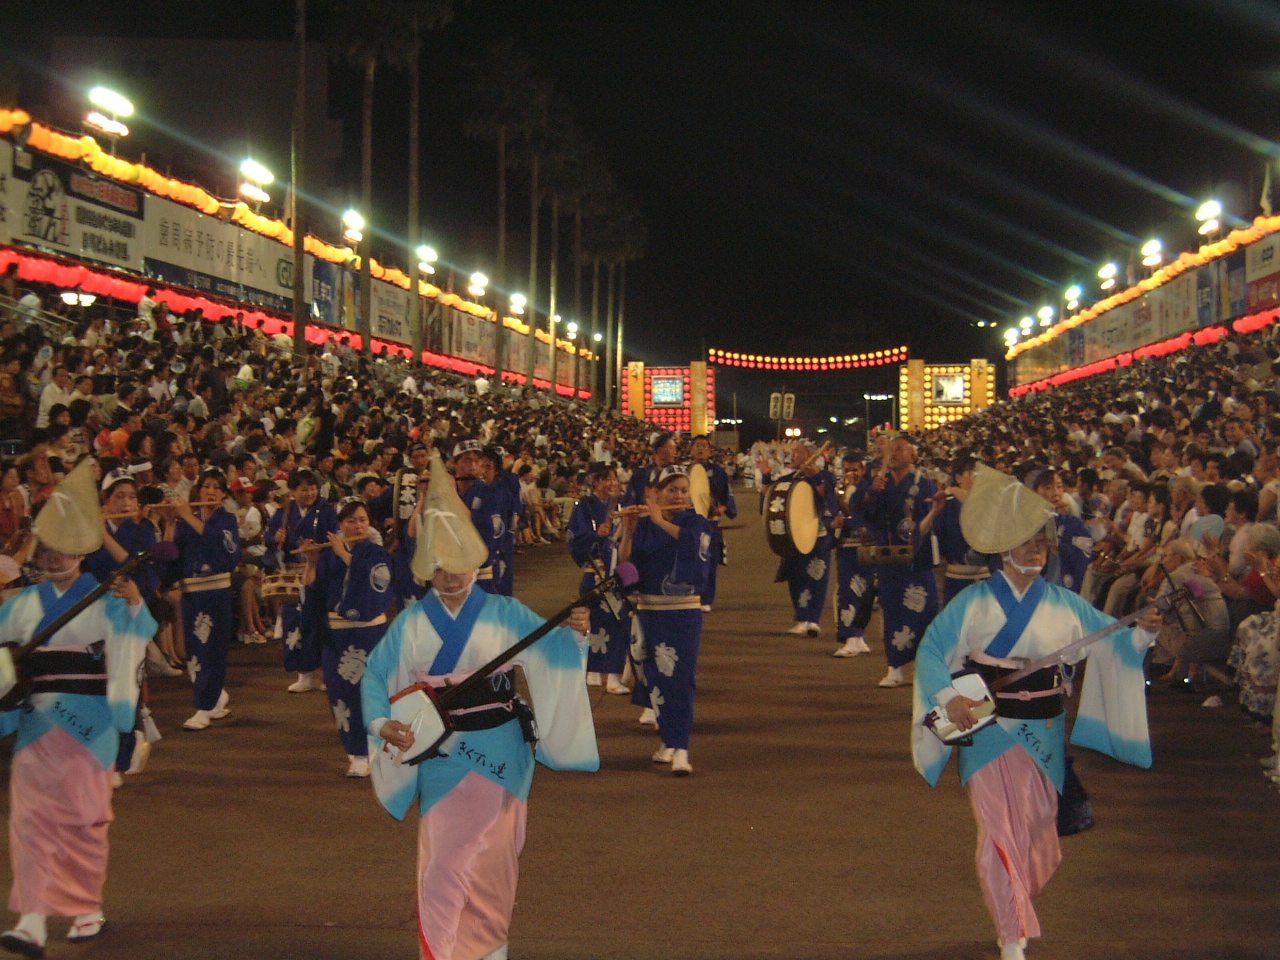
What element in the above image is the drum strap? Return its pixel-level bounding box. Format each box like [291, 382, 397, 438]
[985, 573, 1046, 659]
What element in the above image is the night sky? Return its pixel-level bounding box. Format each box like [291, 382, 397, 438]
[10, 0, 1280, 439]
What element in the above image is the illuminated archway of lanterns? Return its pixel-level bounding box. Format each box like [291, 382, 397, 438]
[707, 346, 907, 370]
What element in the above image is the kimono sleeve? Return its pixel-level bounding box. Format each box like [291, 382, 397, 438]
[672, 512, 714, 593]
[497, 597, 599, 773]
[910, 584, 977, 786]
[362, 615, 419, 820]
[1060, 590, 1153, 769]
[103, 592, 158, 733]
[567, 500, 604, 567]
[338, 541, 395, 621]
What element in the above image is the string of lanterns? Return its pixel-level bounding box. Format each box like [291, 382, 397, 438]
[707, 346, 907, 370]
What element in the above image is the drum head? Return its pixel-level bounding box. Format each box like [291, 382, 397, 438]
[689, 463, 713, 517]
[390, 689, 450, 765]
[786, 481, 820, 554]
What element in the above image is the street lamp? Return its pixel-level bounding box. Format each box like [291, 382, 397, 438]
[1065, 284, 1082, 312]
[1098, 262, 1118, 291]
[509, 293, 526, 316]
[1141, 239, 1163, 268]
[1196, 199, 1222, 237]
[566, 322, 580, 397]
[342, 209, 365, 245]
[467, 272, 488, 299]
[85, 86, 133, 156]
[416, 245, 438, 275]
[1037, 305, 1054, 326]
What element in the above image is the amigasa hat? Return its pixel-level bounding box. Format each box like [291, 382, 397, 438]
[411, 449, 490, 582]
[32, 459, 104, 556]
[960, 464, 1054, 555]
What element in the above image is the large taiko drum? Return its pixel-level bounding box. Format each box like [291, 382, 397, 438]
[262, 566, 305, 605]
[689, 463, 713, 518]
[765, 478, 820, 558]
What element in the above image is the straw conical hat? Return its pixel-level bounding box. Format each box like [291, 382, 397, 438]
[32, 458, 104, 556]
[960, 464, 1054, 555]
[411, 450, 489, 582]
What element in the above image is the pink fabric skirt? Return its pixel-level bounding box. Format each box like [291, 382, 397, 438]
[417, 772, 526, 960]
[9, 725, 114, 916]
[967, 746, 1062, 947]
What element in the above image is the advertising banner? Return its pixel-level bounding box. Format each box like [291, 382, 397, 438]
[368, 279, 411, 344]
[310, 259, 341, 326]
[0, 139, 11, 246]
[1197, 261, 1219, 327]
[9, 145, 144, 270]
[1247, 233, 1280, 312]
[506, 324, 527, 374]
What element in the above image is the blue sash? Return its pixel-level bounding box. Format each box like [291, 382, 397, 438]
[984, 573, 1046, 659]
[425, 587, 488, 675]
[35, 574, 100, 639]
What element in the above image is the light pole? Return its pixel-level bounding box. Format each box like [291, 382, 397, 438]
[341, 210, 364, 334]
[85, 86, 133, 157]
[415, 244, 438, 360]
[592, 331, 603, 404]
[566, 321, 579, 398]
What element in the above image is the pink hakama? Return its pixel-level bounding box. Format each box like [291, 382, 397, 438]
[417, 772, 526, 960]
[9, 726, 114, 917]
[966, 746, 1061, 947]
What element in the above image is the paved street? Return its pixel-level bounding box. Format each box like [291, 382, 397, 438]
[2, 487, 1277, 960]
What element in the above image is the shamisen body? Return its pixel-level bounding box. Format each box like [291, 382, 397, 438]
[910, 465, 1162, 960]
[360, 450, 597, 960]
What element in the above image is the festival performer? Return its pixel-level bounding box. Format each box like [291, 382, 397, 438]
[265, 468, 337, 693]
[487, 447, 524, 595]
[567, 463, 631, 694]
[764, 442, 837, 637]
[832, 452, 875, 657]
[82, 468, 160, 777]
[451, 440, 506, 595]
[689, 435, 737, 611]
[863, 436, 939, 687]
[623, 431, 678, 506]
[924, 454, 992, 605]
[619, 465, 713, 776]
[362, 451, 598, 960]
[301, 497, 394, 778]
[0, 460, 156, 956]
[172, 471, 241, 731]
[1026, 467, 1093, 593]
[911, 466, 1160, 960]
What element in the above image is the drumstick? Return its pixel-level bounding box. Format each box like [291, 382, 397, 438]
[295, 534, 372, 553]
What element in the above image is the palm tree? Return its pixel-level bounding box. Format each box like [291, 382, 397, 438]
[290, 0, 308, 357]
[462, 39, 536, 382]
[329, 0, 450, 356]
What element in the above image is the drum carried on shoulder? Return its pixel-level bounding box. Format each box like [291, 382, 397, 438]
[765, 478, 821, 557]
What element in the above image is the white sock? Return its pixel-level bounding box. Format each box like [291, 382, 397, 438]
[15, 913, 47, 945]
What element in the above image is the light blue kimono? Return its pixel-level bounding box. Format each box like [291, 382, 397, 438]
[0, 575, 157, 770]
[362, 587, 598, 820]
[911, 572, 1153, 792]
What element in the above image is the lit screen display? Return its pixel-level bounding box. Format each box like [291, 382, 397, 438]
[652, 376, 685, 407]
[932, 373, 966, 405]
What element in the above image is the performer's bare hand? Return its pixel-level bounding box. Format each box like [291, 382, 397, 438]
[598, 521, 613, 538]
[380, 720, 415, 752]
[945, 695, 986, 732]
[871, 473, 887, 492]
[111, 577, 142, 606]
[1136, 605, 1163, 634]
[569, 606, 590, 634]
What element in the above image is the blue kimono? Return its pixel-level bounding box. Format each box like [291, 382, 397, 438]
[83, 518, 159, 771]
[696, 459, 738, 608]
[933, 495, 997, 605]
[0, 574, 157, 770]
[175, 508, 240, 711]
[1047, 510, 1093, 594]
[265, 498, 338, 673]
[463, 477, 517, 597]
[568, 493, 630, 676]
[911, 572, 1153, 790]
[768, 468, 837, 627]
[628, 510, 713, 750]
[836, 473, 876, 641]
[306, 540, 395, 757]
[865, 469, 940, 668]
[623, 465, 658, 507]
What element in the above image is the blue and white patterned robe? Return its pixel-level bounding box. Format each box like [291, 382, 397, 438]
[911, 573, 1153, 791]
[568, 493, 630, 676]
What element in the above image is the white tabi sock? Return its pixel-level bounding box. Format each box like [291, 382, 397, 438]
[15, 914, 46, 946]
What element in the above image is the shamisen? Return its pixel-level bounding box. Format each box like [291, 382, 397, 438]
[360, 447, 598, 960]
[910, 463, 1162, 960]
